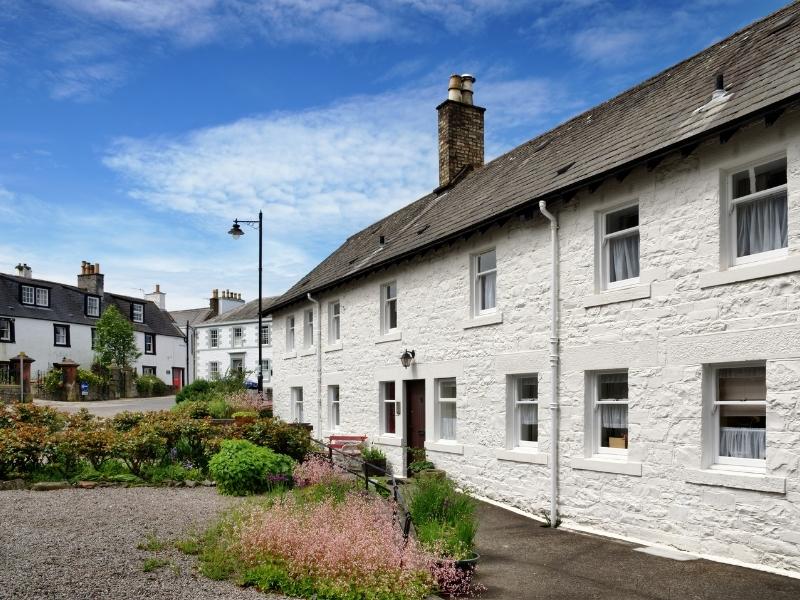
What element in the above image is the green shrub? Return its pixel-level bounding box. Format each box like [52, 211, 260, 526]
[208, 397, 233, 419]
[176, 379, 213, 403]
[111, 411, 145, 432]
[361, 444, 386, 461]
[171, 400, 212, 418]
[240, 419, 312, 462]
[112, 425, 167, 476]
[209, 439, 294, 496]
[407, 477, 477, 560]
[136, 375, 167, 397]
[77, 368, 103, 388]
[42, 368, 64, 395]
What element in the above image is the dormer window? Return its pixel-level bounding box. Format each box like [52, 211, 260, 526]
[132, 303, 144, 323]
[86, 295, 101, 317]
[21, 285, 49, 307]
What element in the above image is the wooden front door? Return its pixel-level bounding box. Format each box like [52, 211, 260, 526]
[172, 367, 184, 391]
[405, 380, 426, 470]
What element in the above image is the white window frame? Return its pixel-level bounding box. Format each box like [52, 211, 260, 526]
[591, 370, 629, 457]
[21, 285, 35, 305]
[380, 282, 398, 334]
[328, 301, 341, 343]
[144, 333, 155, 354]
[436, 378, 458, 442]
[0, 318, 12, 342]
[709, 363, 767, 471]
[286, 316, 295, 351]
[380, 381, 399, 436]
[328, 385, 341, 431]
[209, 329, 219, 348]
[232, 326, 244, 348]
[86, 295, 100, 317]
[291, 387, 304, 423]
[261, 324, 271, 346]
[260, 359, 271, 382]
[725, 155, 788, 267]
[35, 287, 49, 307]
[303, 309, 314, 348]
[208, 361, 219, 379]
[511, 374, 539, 449]
[132, 303, 144, 323]
[142, 366, 157, 376]
[598, 201, 640, 290]
[472, 249, 497, 316]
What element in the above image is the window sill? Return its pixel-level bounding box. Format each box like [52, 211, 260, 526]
[462, 311, 503, 330]
[299, 346, 316, 357]
[376, 330, 402, 344]
[584, 283, 651, 308]
[425, 441, 464, 455]
[324, 342, 343, 353]
[699, 255, 800, 288]
[282, 351, 297, 360]
[572, 457, 642, 476]
[684, 468, 785, 493]
[496, 449, 548, 465]
[375, 436, 403, 447]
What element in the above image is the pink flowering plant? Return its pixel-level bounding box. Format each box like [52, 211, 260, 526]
[292, 454, 352, 488]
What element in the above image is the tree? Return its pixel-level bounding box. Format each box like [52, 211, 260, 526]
[94, 305, 141, 368]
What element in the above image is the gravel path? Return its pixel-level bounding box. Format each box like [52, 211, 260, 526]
[0, 486, 285, 600]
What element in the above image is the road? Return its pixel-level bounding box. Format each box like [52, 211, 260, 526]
[34, 395, 176, 417]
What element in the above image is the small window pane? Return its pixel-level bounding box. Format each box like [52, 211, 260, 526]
[386, 283, 397, 300]
[731, 170, 751, 199]
[606, 205, 638, 234]
[477, 250, 496, 272]
[440, 401, 457, 440]
[518, 377, 538, 400]
[754, 157, 787, 192]
[387, 299, 397, 330]
[519, 404, 538, 442]
[599, 373, 628, 400]
[608, 234, 640, 282]
[736, 192, 788, 257]
[718, 366, 766, 401]
[22, 286, 34, 304]
[440, 379, 457, 399]
[384, 381, 395, 401]
[719, 405, 766, 459]
[600, 404, 628, 449]
[384, 402, 396, 434]
[36, 288, 49, 306]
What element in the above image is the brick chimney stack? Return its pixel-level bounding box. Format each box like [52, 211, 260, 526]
[437, 73, 485, 188]
[77, 261, 104, 296]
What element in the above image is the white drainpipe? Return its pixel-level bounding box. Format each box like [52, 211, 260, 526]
[539, 200, 560, 527]
[307, 293, 323, 435]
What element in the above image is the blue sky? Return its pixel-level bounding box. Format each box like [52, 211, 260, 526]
[0, 0, 788, 309]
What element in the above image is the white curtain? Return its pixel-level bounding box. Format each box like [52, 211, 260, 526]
[609, 234, 640, 282]
[737, 192, 788, 256]
[440, 401, 457, 440]
[601, 404, 628, 429]
[481, 271, 496, 310]
[720, 427, 766, 459]
[519, 403, 538, 442]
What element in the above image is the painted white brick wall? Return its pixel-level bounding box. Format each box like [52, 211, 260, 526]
[272, 108, 800, 574]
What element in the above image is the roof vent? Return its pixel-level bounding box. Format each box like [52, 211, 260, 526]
[379, 235, 385, 246]
[534, 138, 552, 153]
[556, 161, 575, 176]
[693, 73, 732, 114]
[769, 15, 795, 35]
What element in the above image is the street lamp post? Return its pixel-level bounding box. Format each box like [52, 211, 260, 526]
[228, 211, 264, 396]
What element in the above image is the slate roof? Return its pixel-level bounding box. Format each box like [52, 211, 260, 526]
[201, 297, 279, 325]
[169, 307, 214, 328]
[268, 1, 800, 313]
[0, 272, 184, 338]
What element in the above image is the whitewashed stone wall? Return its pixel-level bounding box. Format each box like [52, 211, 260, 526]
[194, 317, 273, 383]
[272, 108, 800, 574]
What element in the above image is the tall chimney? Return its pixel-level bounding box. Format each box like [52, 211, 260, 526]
[145, 284, 166, 310]
[437, 73, 485, 188]
[77, 260, 104, 296]
[209, 289, 220, 317]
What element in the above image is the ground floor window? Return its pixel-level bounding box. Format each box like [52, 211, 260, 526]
[208, 362, 219, 379]
[591, 371, 629, 454]
[713, 364, 766, 467]
[437, 378, 458, 441]
[230, 356, 244, 374]
[510, 374, 538, 447]
[142, 366, 157, 376]
[292, 387, 304, 423]
[260, 359, 271, 382]
[0, 318, 13, 343]
[380, 381, 398, 435]
[328, 385, 340, 430]
[0, 363, 10, 384]
[54, 324, 70, 347]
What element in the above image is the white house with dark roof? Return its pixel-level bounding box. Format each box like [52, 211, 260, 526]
[0, 262, 187, 388]
[267, 4, 800, 576]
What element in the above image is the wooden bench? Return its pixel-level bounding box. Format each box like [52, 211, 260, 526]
[328, 434, 367, 450]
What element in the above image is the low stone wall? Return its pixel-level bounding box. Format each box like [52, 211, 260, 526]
[0, 384, 29, 403]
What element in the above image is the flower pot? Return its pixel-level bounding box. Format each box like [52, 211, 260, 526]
[454, 552, 480, 573]
[363, 457, 387, 477]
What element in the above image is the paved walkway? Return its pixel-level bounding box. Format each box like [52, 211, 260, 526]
[35, 395, 176, 417]
[473, 501, 800, 600]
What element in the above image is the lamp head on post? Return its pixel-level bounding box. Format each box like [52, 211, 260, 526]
[400, 349, 416, 369]
[228, 221, 244, 239]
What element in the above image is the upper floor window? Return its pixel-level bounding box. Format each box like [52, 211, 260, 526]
[86, 295, 100, 317]
[437, 378, 458, 442]
[600, 204, 639, 288]
[232, 326, 244, 347]
[328, 301, 341, 343]
[591, 371, 629, 454]
[209, 329, 219, 348]
[132, 303, 144, 323]
[261, 324, 271, 346]
[54, 324, 70, 347]
[144, 333, 156, 355]
[292, 387, 304, 422]
[380, 381, 398, 435]
[473, 249, 497, 314]
[21, 285, 49, 307]
[0, 318, 14, 343]
[511, 375, 538, 448]
[381, 282, 398, 334]
[286, 316, 295, 351]
[728, 157, 787, 265]
[303, 309, 314, 348]
[711, 365, 766, 468]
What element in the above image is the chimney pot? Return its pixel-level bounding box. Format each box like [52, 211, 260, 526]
[155, 284, 160, 293]
[448, 74, 463, 102]
[437, 72, 485, 188]
[460, 74, 475, 105]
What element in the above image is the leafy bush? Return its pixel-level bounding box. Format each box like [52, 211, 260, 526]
[408, 460, 435, 474]
[360, 444, 386, 461]
[239, 419, 312, 462]
[407, 477, 477, 560]
[209, 439, 294, 496]
[111, 411, 146, 432]
[42, 368, 64, 394]
[112, 425, 167, 476]
[77, 368, 104, 388]
[0, 424, 52, 478]
[208, 397, 233, 419]
[136, 375, 167, 397]
[175, 379, 213, 404]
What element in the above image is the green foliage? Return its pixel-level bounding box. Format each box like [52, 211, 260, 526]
[176, 373, 245, 404]
[94, 305, 141, 368]
[175, 536, 202, 555]
[232, 411, 258, 419]
[111, 411, 145, 432]
[77, 368, 104, 388]
[43, 368, 65, 394]
[135, 375, 167, 397]
[112, 425, 167, 476]
[360, 444, 386, 461]
[239, 419, 312, 462]
[142, 558, 171, 573]
[175, 379, 213, 403]
[408, 460, 435, 474]
[137, 533, 168, 551]
[208, 397, 233, 419]
[407, 477, 477, 560]
[209, 439, 294, 496]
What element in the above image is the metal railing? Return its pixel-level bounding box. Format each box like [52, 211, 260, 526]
[310, 437, 416, 541]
